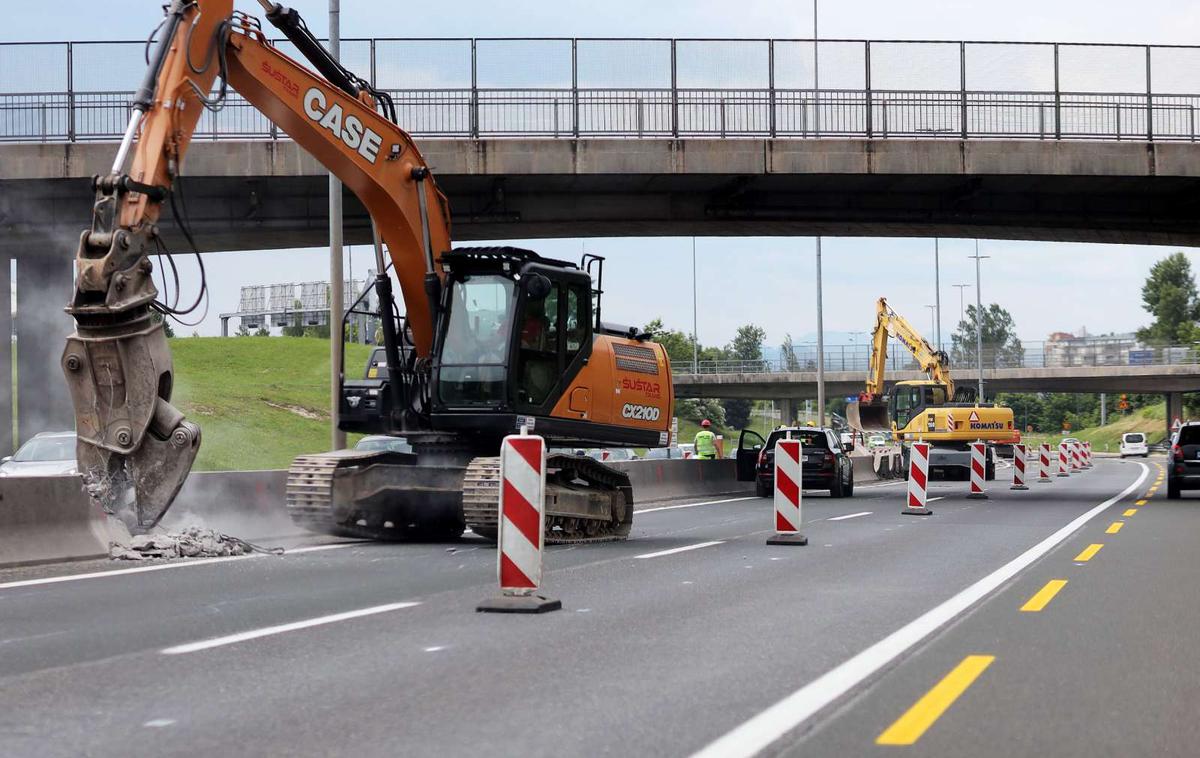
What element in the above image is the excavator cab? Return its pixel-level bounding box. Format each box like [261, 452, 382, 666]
[430, 247, 596, 443]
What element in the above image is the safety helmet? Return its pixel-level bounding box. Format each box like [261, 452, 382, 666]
[701, 419, 711, 428]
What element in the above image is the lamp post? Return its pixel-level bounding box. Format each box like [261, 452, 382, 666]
[925, 305, 937, 340]
[934, 238, 942, 350]
[328, 0, 346, 451]
[952, 283, 971, 326]
[969, 242, 990, 402]
[691, 237, 699, 374]
[816, 237, 825, 427]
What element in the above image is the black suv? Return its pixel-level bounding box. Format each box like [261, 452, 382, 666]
[736, 427, 855, 498]
[1168, 421, 1200, 498]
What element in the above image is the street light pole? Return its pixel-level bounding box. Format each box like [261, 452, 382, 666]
[969, 242, 990, 403]
[813, 0, 819, 134]
[925, 305, 937, 340]
[934, 238, 942, 350]
[328, 0, 346, 451]
[691, 237, 699, 374]
[952, 283, 971, 326]
[816, 236, 825, 427]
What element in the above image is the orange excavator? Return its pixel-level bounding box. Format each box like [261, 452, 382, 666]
[63, 0, 673, 543]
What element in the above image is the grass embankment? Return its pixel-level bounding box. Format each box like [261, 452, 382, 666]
[1023, 404, 1167, 453]
[171, 337, 371, 470]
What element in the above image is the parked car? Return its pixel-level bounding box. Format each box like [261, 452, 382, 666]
[1119, 432, 1149, 458]
[1168, 423, 1200, 498]
[0, 431, 78, 477]
[867, 433, 891, 451]
[643, 447, 686, 460]
[354, 435, 413, 454]
[736, 426, 854, 498]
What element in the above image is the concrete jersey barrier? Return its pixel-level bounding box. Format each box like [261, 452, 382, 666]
[0, 475, 110, 568]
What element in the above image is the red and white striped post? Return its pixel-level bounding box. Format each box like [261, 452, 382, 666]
[1069, 441, 1082, 472]
[1011, 443, 1029, 490]
[1083, 441, 1093, 468]
[967, 440, 988, 499]
[477, 431, 561, 613]
[1038, 443, 1053, 483]
[1057, 441, 1070, 477]
[903, 441, 933, 515]
[767, 438, 807, 545]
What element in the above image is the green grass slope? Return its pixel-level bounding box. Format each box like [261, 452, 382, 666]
[170, 337, 372, 470]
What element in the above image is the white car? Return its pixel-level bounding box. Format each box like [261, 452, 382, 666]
[0, 431, 78, 477]
[1119, 432, 1149, 458]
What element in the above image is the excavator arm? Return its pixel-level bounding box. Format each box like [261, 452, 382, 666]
[863, 298, 955, 398]
[64, 0, 451, 528]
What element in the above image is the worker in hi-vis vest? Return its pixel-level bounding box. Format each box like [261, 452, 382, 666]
[694, 419, 718, 459]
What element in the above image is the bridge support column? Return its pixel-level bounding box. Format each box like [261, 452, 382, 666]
[778, 398, 798, 428]
[0, 255, 11, 457]
[1166, 392, 1185, 440]
[14, 255, 74, 444]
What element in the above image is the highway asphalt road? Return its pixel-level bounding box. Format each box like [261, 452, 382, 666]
[0, 458, 1186, 757]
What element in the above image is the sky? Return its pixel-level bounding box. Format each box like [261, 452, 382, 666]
[7, 1, 1200, 350]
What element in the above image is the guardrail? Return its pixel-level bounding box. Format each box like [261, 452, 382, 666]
[2, 38, 1200, 142]
[673, 340, 1200, 376]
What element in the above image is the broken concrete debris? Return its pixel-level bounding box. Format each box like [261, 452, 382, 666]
[109, 526, 251, 561]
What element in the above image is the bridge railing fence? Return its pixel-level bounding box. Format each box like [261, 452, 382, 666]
[3, 38, 1200, 143]
[673, 340, 1200, 377]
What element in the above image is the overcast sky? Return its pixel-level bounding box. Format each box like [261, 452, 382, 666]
[7, 1, 1200, 349]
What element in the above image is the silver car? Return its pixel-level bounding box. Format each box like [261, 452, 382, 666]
[0, 431, 78, 477]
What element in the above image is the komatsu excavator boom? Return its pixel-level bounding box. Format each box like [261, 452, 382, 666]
[65, 1, 673, 541]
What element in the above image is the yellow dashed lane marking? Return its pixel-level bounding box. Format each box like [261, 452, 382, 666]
[1020, 580, 1067, 612]
[1106, 522, 1124, 534]
[1123, 509, 1137, 517]
[1074, 544, 1103, 562]
[876, 655, 996, 746]
[1135, 500, 1148, 506]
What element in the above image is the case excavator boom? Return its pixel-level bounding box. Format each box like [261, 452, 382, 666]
[63, 1, 672, 541]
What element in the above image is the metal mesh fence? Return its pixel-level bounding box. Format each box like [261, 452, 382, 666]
[2, 37, 1199, 142]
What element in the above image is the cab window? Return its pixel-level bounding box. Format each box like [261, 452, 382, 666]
[517, 286, 559, 406]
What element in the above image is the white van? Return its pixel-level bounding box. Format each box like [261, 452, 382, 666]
[1120, 432, 1149, 458]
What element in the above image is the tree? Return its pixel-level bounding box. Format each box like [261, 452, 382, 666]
[235, 322, 251, 337]
[728, 324, 767, 367]
[1137, 252, 1200, 344]
[149, 310, 175, 338]
[951, 303, 1024, 369]
[677, 398, 726, 429]
[780, 333, 800, 371]
[254, 325, 270, 337]
[282, 300, 307, 337]
[644, 318, 728, 371]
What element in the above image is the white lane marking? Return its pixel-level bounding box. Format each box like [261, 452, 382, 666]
[143, 719, 176, 728]
[161, 601, 421, 655]
[690, 462, 1149, 758]
[927, 496, 946, 503]
[638, 497, 758, 515]
[423, 645, 447, 653]
[827, 512, 873, 521]
[0, 542, 365, 591]
[635, 541, 725, 559]
[285, 542, 370, 555]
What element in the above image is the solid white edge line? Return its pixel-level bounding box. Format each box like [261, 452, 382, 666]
[635, 540, 725, 559]
[689, 461, 1149, 758]
[638, 497, 759, 514]
[827, 512, 873, 522]
[0, 542, 364, 591]
[161, 601, 421, 655]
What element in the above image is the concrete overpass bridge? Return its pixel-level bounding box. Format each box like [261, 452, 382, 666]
[4, 35, 1200, 453]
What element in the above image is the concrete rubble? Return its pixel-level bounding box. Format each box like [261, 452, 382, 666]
[109, 524, 250, 561]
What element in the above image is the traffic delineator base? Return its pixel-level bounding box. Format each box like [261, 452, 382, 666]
[476, 593, 563, 614]
[902, 507, 933, 516]
[766, 532, 809, 545]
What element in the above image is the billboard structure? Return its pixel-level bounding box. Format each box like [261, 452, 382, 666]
[219, 279, 377, 339]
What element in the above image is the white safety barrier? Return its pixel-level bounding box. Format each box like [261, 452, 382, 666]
[477, 431, 561, 613]
[968, 441, 988, 499]
[767, 438, 807, 545]
[903, 442, 933, 515]
[1057, 442, 1070, 477]
[1011, 443, 1029, 490]
[1038, 443, 1052, 483]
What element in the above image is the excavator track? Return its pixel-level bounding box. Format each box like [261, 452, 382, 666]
[285, 454, 392, 540]
[463, 454, 634, 544]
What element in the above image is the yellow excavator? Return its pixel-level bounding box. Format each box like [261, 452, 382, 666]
[847, 298, 1015, 480]
[61, 0, 673, 543]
